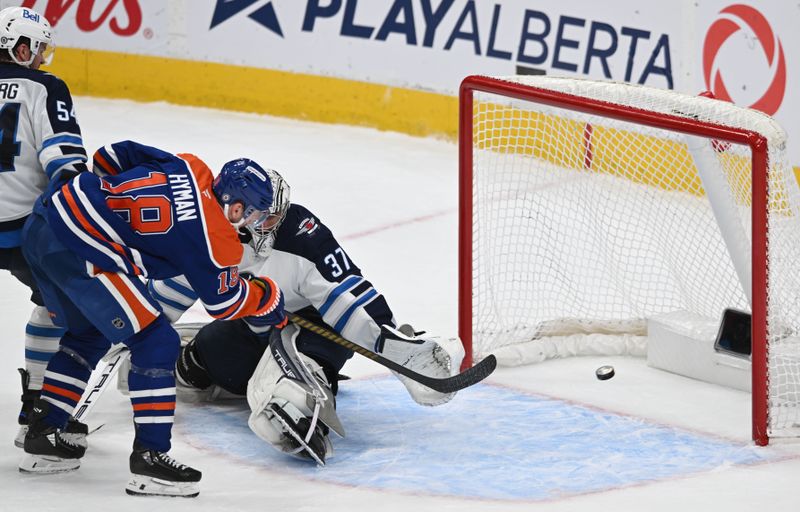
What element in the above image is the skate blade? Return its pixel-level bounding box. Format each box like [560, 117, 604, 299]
[126, 474, 199, 498]
[14, 425, 27, 449]
[19, 453, 80, 474]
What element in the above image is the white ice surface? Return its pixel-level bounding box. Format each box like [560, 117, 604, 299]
[0, 98, 798, 511]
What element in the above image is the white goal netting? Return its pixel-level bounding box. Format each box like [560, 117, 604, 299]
[464, 76, 800, 439]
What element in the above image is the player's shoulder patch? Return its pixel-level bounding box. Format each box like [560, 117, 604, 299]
[282, 204, 322, 238]
[295, 214, 320, 238]
[273, 204, 333, 258]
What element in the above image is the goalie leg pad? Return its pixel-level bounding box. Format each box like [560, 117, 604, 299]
[247, 324, 344, 465]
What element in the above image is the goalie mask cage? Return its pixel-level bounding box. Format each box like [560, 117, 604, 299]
[458, 75, 800, 446]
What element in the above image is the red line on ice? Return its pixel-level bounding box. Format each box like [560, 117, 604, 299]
[340, 207, 455, 241]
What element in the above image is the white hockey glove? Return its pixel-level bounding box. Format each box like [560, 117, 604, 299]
[377, 324, 465, 407]
[247, 324, 344, 465]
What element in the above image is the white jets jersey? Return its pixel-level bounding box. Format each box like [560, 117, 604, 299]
[148, 203, 396, 351]
[0, 63, 88, 243]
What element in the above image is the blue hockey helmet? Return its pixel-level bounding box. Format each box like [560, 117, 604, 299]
[213, 159, 290, 240]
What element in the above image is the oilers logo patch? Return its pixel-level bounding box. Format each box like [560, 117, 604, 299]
[296, 217, 319, 236]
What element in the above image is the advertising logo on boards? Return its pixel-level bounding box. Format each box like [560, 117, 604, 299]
[21, 0, 142, 36]
[210, 0, 282, 37]
[702, 4, 786, 115]
[210, 1, 674, 88]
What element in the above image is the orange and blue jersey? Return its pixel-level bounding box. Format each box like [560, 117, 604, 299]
[43, 140, 267, 321]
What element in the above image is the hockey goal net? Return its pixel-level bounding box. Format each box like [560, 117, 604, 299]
[459, 75, 800, 445]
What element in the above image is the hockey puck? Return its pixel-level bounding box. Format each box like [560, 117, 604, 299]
[595, 365, 615, 380]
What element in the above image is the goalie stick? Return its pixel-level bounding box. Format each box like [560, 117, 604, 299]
[287, 313, 496, 393]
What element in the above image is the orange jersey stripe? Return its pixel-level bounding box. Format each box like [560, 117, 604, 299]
[61, 184, 142, 276]
[93, 151, 118, 176]
[42, 383, 82, 403]
[178, 153, 243, 268]
[101, 272, 158, 331]
[132, 402, 176, 411]
[101, 171, 168, 194]
[211, 280, 268, 320]
[211, 293, 246, 320]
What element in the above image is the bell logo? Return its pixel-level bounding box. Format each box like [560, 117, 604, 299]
[21, 0, 142, 36]
[702, 4, 786, 115]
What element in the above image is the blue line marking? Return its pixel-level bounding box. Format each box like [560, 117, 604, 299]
[181, 378, 775, 501]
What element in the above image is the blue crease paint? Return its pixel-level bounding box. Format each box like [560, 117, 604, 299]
[181, 377, 773, 501]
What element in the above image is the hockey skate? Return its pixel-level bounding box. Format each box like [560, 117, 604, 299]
[15, 368, 40, 448]
[267, 401, 332, 465]
[126, 444, 202, 498]
[16, 370, 90, 449]
[19, 399, 85, 474]
[17, 416, 90, 450]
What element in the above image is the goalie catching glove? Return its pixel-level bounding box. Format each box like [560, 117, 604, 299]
[376, 324, 465, 407]
[245, 275, 288, 331]
[246, 323, 344, 465]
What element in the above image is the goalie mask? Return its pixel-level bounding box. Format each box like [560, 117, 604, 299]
[214, 159, 290, 255]
[0, 7, 54, 67]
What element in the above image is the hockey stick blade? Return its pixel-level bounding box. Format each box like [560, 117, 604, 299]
[288, 313, 496, 393]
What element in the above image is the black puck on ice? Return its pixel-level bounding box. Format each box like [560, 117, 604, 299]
[595, 365, 615, 381]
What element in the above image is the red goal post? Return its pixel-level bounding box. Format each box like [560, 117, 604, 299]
[458, 75, 799, 446]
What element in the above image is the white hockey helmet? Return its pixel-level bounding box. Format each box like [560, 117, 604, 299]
[248, 166, 290, 257]
[0, 7, 54, 67]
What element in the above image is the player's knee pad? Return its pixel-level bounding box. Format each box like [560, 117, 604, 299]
[193, 319, 267, 395]
[176, 338, 213, 390]
[247, 324, 344, 463]
[126, 315, 180, 371]
[168, 322, 244, 402]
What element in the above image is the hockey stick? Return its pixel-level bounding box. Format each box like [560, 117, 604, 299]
[72, 344, 129, 425]
[287, 313, 496, 393]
